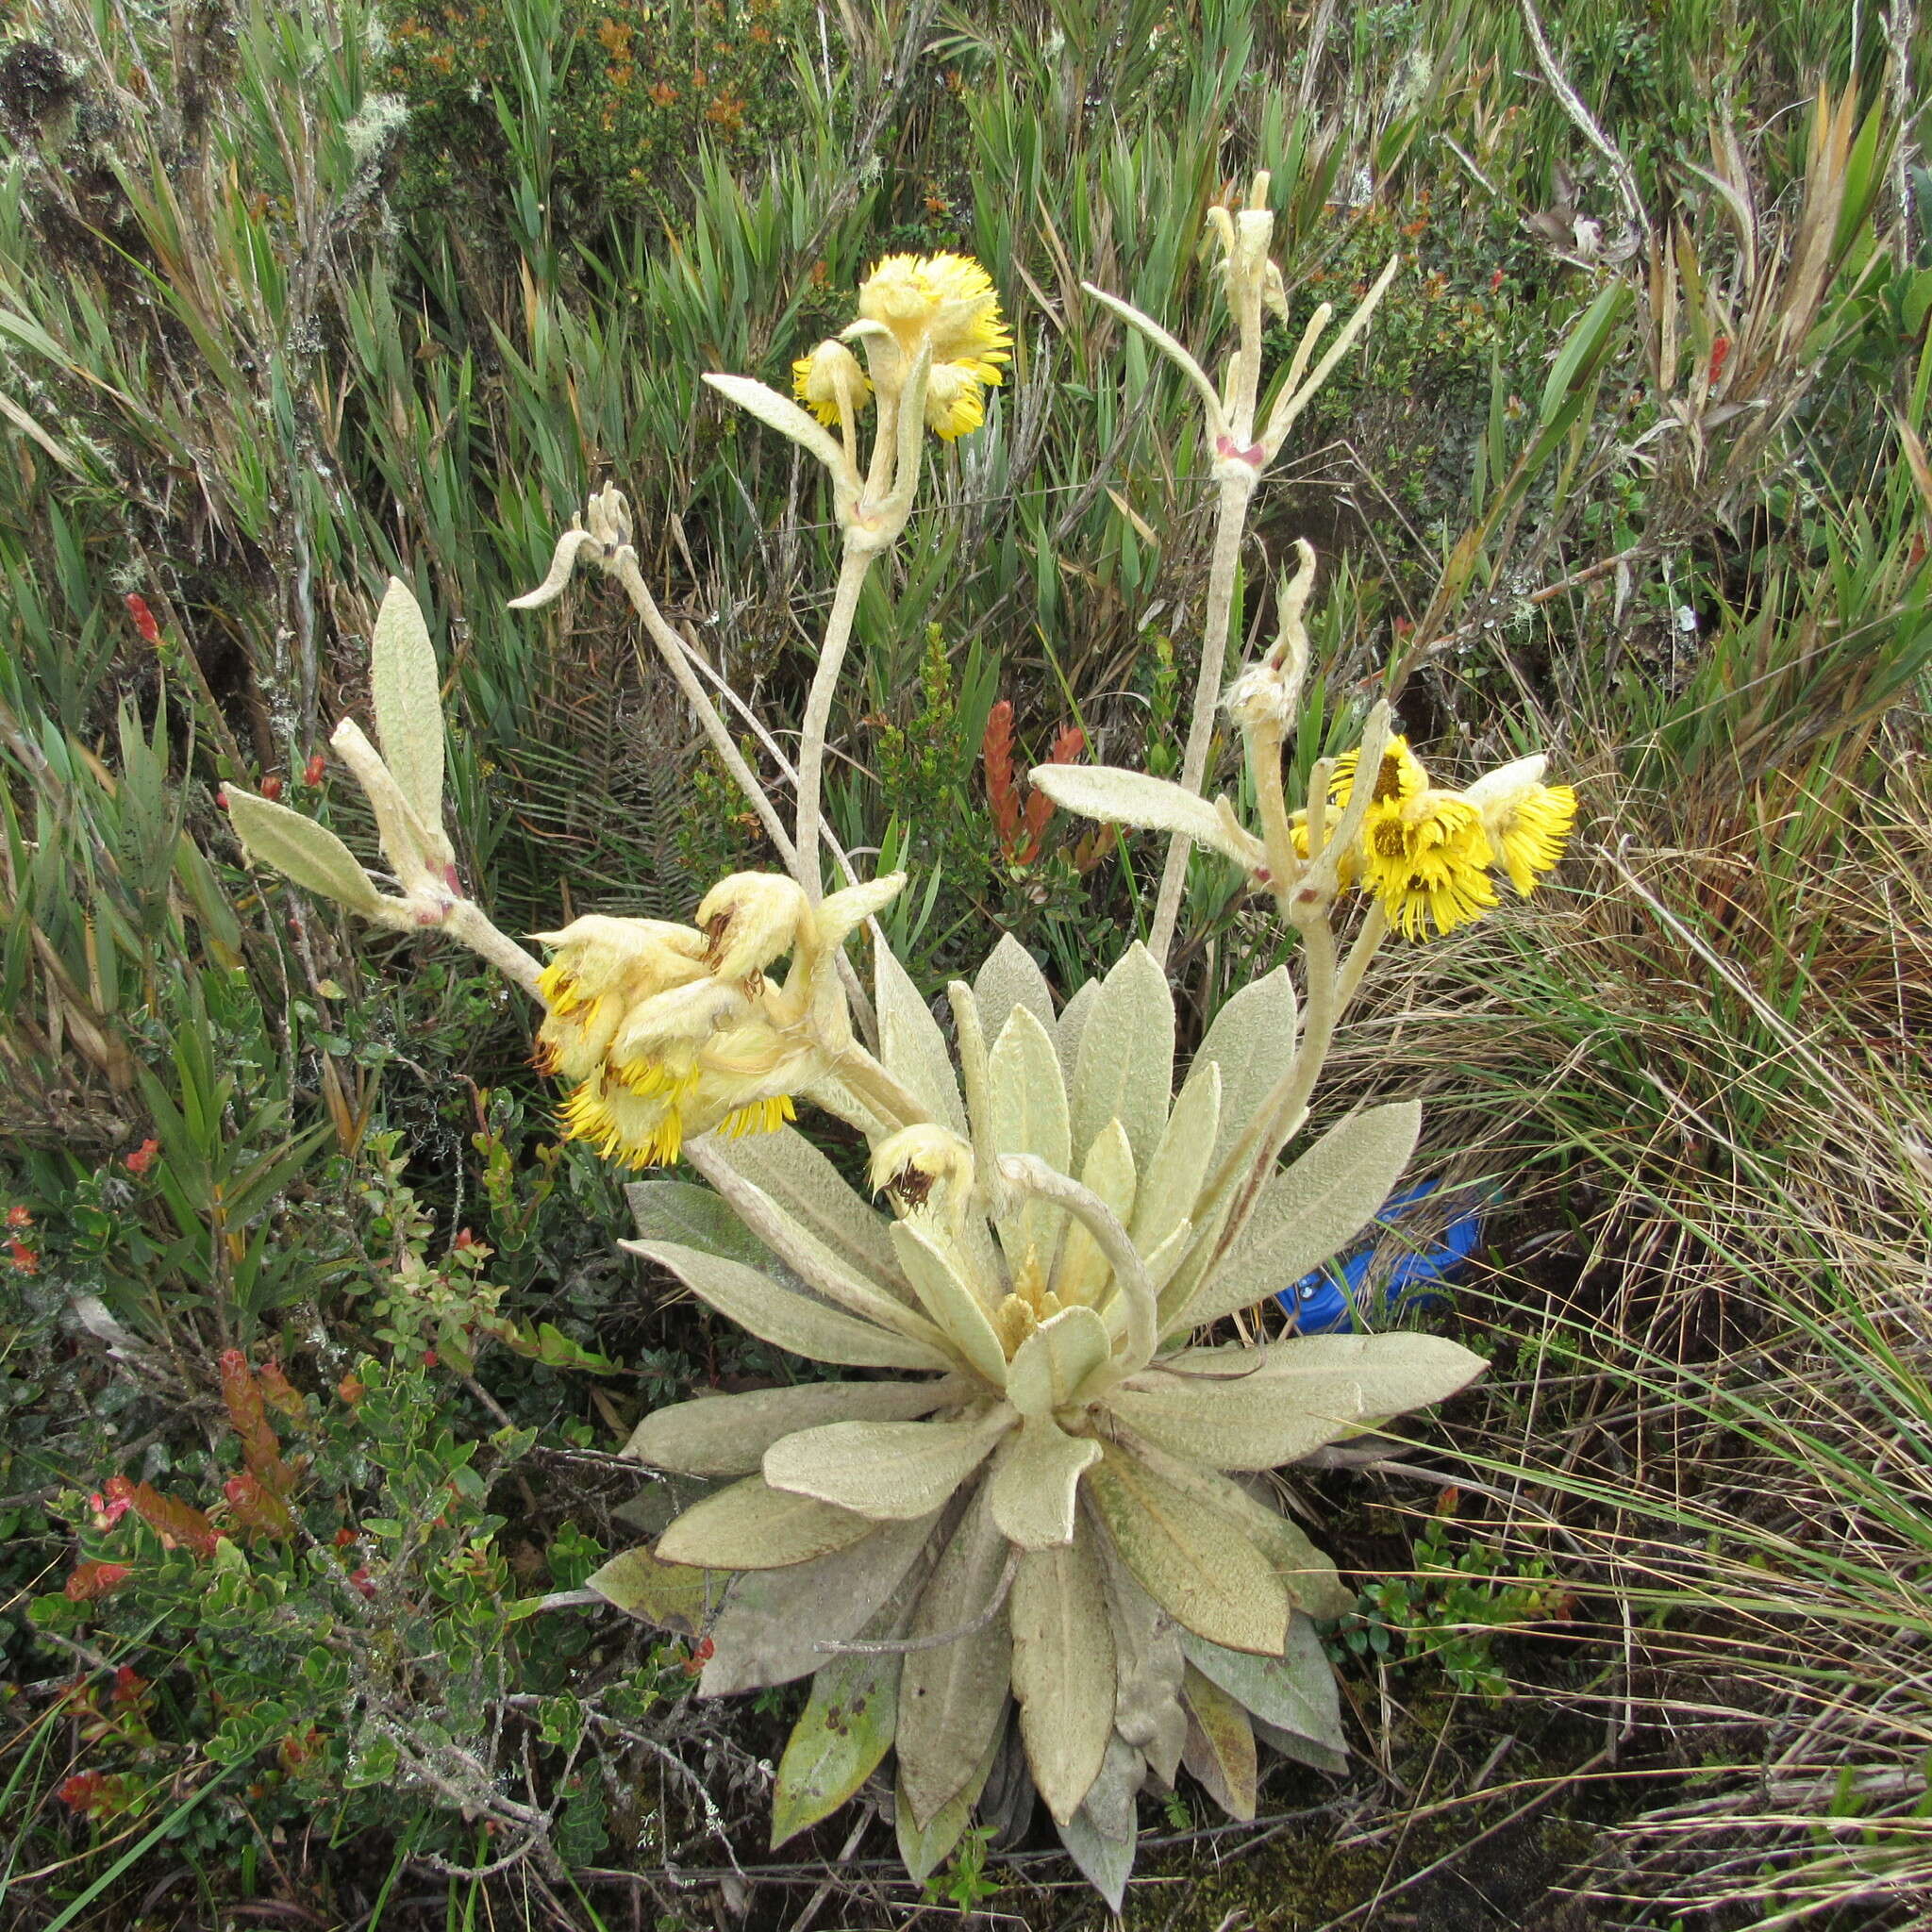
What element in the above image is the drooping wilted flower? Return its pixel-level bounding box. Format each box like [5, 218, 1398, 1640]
[534, 871, 904, 1168]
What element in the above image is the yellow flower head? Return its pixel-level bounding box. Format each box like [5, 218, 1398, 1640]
[850, 252, 1010, 437]
[531, 915, 709, 1081]
[921, 362, 989, 441]
[1464, 756, 1576, 897]
[1358, 791, 1500, 941]
[791, 339, 872, 429]
[1328, 734, 1428, 812]
[696, 871, 810, 983]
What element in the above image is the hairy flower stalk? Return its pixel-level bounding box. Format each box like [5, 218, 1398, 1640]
[709, 253, 1011, 903]
[1084, 175, 1398, 963]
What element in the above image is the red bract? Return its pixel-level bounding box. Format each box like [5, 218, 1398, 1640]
[303, 754, 327, 786]
[124, 1139, 159, 1175]
[6, 1204, 30, 1228]
[124, 594, 161, 644]
[6, 1239, 38, 1274]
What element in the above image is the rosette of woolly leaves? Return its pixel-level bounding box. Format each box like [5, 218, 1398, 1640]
[595, 935, 1485, 1902]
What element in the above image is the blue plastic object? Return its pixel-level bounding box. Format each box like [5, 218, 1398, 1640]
[1277, 1176, 1488, 1334]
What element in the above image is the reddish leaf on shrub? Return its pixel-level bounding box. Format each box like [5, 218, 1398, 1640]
[65, 1560, 132, 1602]
[254, 1359, 308, 1427]
[219, 1350, 296, 1495]
[983, 700, 1023, 858]
[127, 1483, 220, 1557]
[224, 1472, 295, 1541]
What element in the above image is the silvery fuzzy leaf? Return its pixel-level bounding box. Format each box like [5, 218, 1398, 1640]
[1182, 1615, 1347, 1772]
[989, 1005, 1071, 1282]
[1004, 1305, 1110, 1418]
[684, 1142, 938, 1342]
[974, 933, 1058, 1038]
[1132, 1059, 1220, 1257]
[1254, 1714, 1349, 1777]
[224, 789, 381, 913]
[1099, 1545, 1187, 1785]
[369, 576, 446, 840]
[584, 1543, 723, 1637]
[1111, 1331, 1487, 1470]
[699, 1513, 939, 1693]
[1072, 944, 1174, 1174]
[1192, 966, 1298, 1183]
[625, 1238, 953, 1373]
[986, 1417, 1101, 1549]
[896, 1721, 1003, 1883]
[896, 1483, 1014, 1827]
[1056, 976, 1098, 1093]
[876, 941, 968, 1137]
[1058, 1761, 1128, 1908]
[1026, 764, 1259, 869]
[1180, 1664, 1257, 1821]
[890, 1221, 1008, 1387]
[702, 373, 849, 473]
[1081, 1733, 1146, 1844]
[692, 1125, 902, 1284]
[763, 1410, 1014, 1522]
[1164, 1100, 1423, 1335]
[1120, 1443, 1353, 1620]
[624, 1378, 961, 1475]
[654, 1474, 878, 1570]
[1083, 1445, 1288, 1656]
[771, 1641, 900, 1847]
[626, 1178, 774, 1272]
[1052, 1120, 1137, 1309]
[1010, 1520, 1117, 1824]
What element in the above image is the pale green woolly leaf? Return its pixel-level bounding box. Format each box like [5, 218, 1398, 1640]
[1073, 944, 1174, 1174]
[1005, 1304, 1110, 1418]
[1084, 1446, 1288, 1656]
[1079, 1732, 1145, 1846]
[1011, 1521, 1116, 1824]
[1182, 1615, 1347, 1770]
[1164, 1100, 1423, 1334]
[763, 1410, 1013, 1522]
[703, 373, 849, 471]
[1122, 1442, 1354, 1620]
[989, 1006, 1071, 1280]
[1111, 1332, 1486, 1470]
[699, 1514, 938, 1693]
[974, 933, 1057, 1037]
[624, 1378, 960, 1475]
[1053, 1120, 1136, 1309]
[690, 1126, 901, 1283]
[897, 1484, 1013, 1827]
[1180, 1663, 1257, 1821]
[224, 789, 380, 912]
[1133, 1060, 1220, 1257]
[876, 941, 967, 1137]
[684, 1141, 938, 1341]
[1254, 1714, 1349, 1776]
[584, 1544, 721, 1637]
[1056, 976, 1098, 1092]
[624, 1239, 953, 1373]
[890, 1221, 1008, 1388]
[626, 1178, 773, 1272]
[1057, 1776, 1138, 1916]
[1027, 764, 1257, 867]
[987, 1416, 1102, 1549]
[1192, 967, 1299, 1184]
[896, 1723, 1002, 1883]
[1100, 1546, 1187, 1785]
[655, 1474, 877, 1570]
[772, 1643, 899, 1847]
[370, 576, 445, 836]
[1141, 1217, 1195, 1296]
